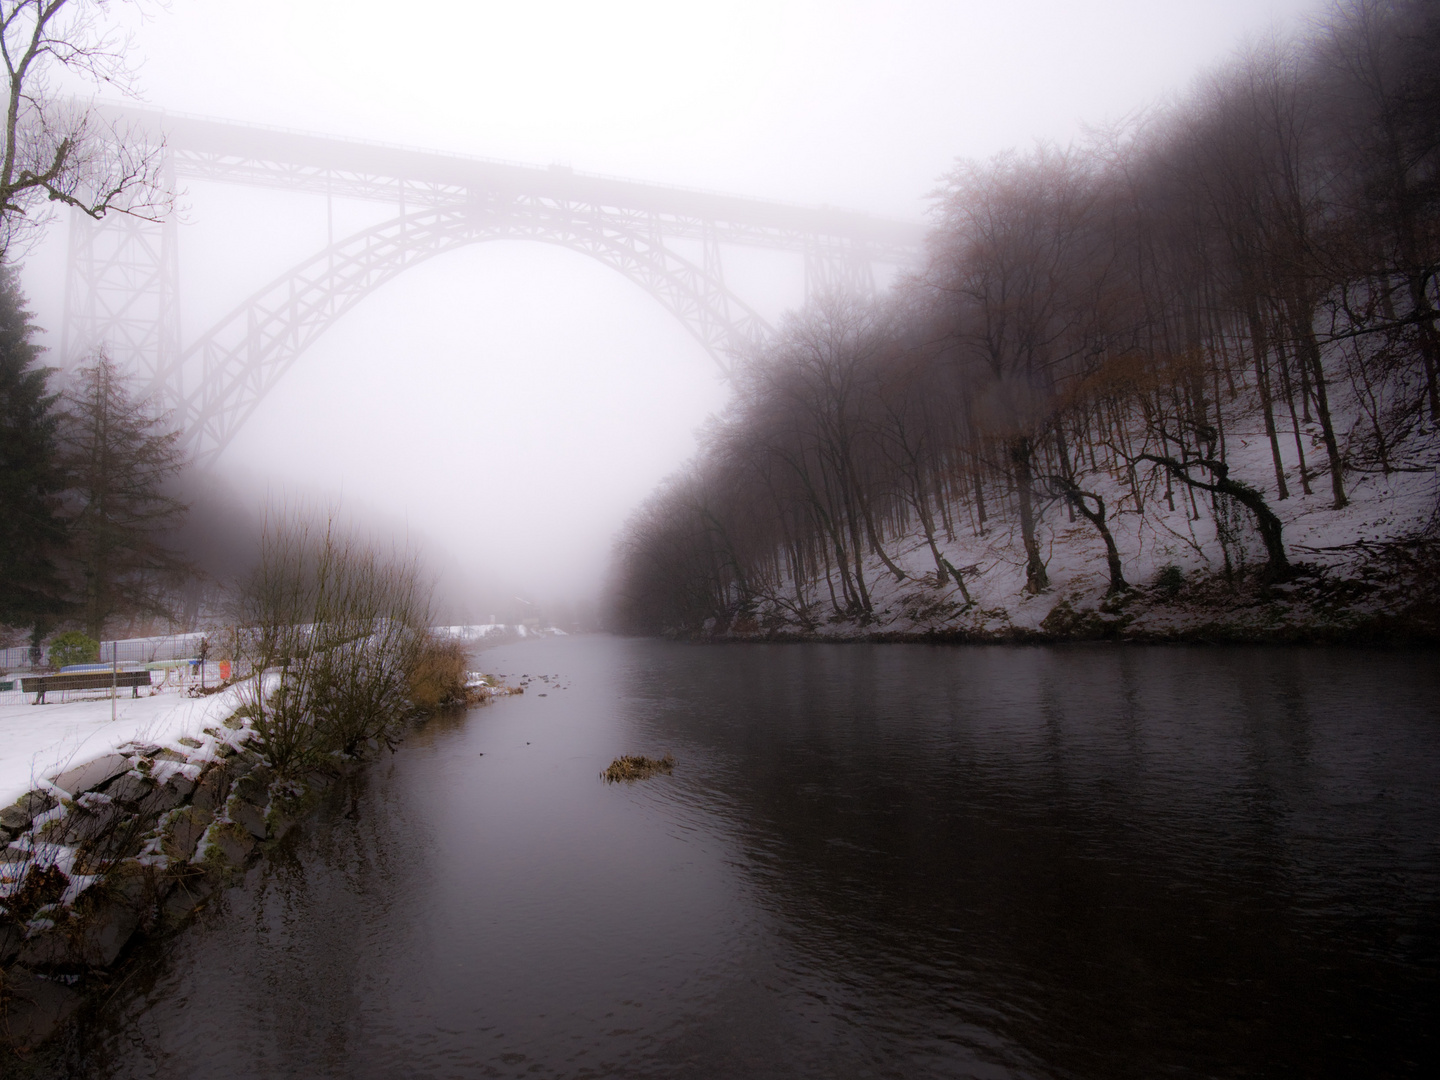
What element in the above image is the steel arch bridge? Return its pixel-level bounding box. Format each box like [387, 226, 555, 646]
[62, 109, 925, 468]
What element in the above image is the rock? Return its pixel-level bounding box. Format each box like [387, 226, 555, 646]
[161, 871, 215, 923]
[16, 919, 80, 968]
[77, 900, 141, 966]
[36, 808, 87, 845]
[1, 921, 22, 964]
[227, 757, 254, 780]
[202, 820, 255, 868]
[231, 767, 272, 806]
[190, 766, 231, 815]
[137, 775, 190, 817]
[167, 772, 197, 800]
[21, 895, 142, 969]
[162, 805, 213, 861]
[0, 789, 58, 831]
[106, 771, 156, 805]
[49, 804, 135, 850]
[268, 812, 297, 842]
[104, 858, 157, 909]
[227, 795, 268, 840]
[153, 748, 189, 762]
[264, 792, 301, 841]
[49, 754, 132, 797]
[0, 968, 83, 1049]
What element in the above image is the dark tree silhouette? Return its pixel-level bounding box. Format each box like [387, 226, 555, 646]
[0, 263, 67, 634]
[58, 354, 189, 639]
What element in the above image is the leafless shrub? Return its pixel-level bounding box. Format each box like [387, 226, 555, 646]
[235, 505, 434, 773]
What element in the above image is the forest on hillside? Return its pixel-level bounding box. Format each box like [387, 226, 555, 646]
[610, 0, 1440, 638]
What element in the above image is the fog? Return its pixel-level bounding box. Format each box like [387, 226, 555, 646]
[17, 0, 1325, 618]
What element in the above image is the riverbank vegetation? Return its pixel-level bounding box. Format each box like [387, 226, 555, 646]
[602, 754, 675, 783]
[1, 270, 207, 662]
[236, 507, 464, 772]
[0, 0, 192, 664]
[0, 509, 471, 1050]
[611, 0, 1440, 641]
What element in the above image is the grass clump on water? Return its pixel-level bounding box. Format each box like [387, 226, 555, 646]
[602, 754, 674, 783]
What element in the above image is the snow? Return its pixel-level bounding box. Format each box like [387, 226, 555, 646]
[0, 678, 256, 810]
[436, 623, 568, 640]
[726, 415, 1440, 639]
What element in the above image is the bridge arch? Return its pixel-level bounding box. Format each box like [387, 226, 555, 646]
[62, 111, 925, 465]
[158, 202, 773, 467]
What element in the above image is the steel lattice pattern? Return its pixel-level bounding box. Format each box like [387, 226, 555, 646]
[64, 109, 924, 466]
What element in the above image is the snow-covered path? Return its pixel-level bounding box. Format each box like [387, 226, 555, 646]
[0, 682, 251, 807]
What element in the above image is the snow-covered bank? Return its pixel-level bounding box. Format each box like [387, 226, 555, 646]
[436, 623, 568, 642]
[0, 679, 255, 811]
[0, 676, 276, 1047]
[0, 650, 503, 1051]
[686, 446, 1440, 644]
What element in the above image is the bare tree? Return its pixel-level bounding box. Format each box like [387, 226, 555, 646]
[1, 0, 171, 259]
[928, 147, 1105, 594]
[609, 0, 1440, 633]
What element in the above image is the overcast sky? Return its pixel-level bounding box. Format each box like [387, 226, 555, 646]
[19, 0, 1326, 618]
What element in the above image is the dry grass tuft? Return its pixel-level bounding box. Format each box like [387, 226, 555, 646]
[407, 636, 469, 712]
[601, 753, 675, 783]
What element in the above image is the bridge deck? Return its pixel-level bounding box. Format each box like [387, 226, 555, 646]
[105, 106, 926, 257]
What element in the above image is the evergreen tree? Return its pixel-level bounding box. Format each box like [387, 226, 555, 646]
[59, 354, 189, 639]
[0, 263, 68, 633]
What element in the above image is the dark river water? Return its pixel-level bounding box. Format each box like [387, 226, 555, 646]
[65, 638, 1439, 1078]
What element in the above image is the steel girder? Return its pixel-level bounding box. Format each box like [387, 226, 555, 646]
[171, 147, 917, 260]
[63, 210, 181, 390]
[154, 199, 774, 467]
[63, 110, 927, 466]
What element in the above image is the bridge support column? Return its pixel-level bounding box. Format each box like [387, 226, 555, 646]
[62, 178, 181, 392]
[804, 242, 876, 302]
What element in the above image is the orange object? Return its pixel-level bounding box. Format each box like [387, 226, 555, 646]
[219, 660, 231, 681]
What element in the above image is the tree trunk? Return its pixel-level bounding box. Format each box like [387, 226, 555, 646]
[1292, 312, 1347, 508]
[1138, 453, 1291, 580]
[1010, 438, 1049, 594]
[1049, 477, 1128, 595]
[1245, 303, 1290, 500]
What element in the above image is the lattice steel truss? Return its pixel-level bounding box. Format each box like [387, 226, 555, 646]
[64, 110, 925, 467]
[63, 209, 180, 388]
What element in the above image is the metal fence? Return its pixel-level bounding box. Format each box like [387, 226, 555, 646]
[0, 632, 221, 672]
[2, 623, 507, 674]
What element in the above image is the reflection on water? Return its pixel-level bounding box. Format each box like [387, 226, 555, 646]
[65, 640, 1439, 1078]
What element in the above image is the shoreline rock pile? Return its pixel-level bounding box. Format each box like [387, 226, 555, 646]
[0, 712, 333, 1050]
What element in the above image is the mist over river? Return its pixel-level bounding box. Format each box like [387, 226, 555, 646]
[65, 639, 1438, 1078]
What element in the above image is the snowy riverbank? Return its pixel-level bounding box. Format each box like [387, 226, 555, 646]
[0, 678, 255, 812]
[0, 657, 517, 1050]
[687, 455, 1440, 644]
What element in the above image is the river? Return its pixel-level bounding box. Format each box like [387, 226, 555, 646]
[64, 638, 1438, 1078]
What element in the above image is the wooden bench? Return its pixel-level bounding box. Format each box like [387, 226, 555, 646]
[20, 671, 153, 704]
